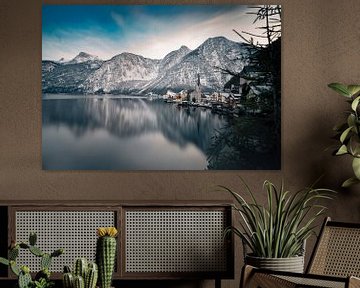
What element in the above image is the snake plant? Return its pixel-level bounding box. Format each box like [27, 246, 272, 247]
[222, 178, 335, 258]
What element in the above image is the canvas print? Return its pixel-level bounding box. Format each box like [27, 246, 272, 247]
[42, 5, 281, 170]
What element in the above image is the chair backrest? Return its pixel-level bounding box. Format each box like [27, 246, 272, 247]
[307, 217, 360, 277]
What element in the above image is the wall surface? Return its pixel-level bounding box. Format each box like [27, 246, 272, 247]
[1, 0, 360, 287]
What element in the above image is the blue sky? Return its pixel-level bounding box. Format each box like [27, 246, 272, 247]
[42, 5, 257, 60]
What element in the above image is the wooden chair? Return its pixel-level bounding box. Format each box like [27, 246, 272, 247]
[241, 217, 360, 288]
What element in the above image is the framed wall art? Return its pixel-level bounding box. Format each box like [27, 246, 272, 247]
[42, 4, 281, 170]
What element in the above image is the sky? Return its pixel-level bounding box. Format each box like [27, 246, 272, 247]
[42, 5, 266, 61]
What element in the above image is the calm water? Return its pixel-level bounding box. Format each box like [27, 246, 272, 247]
[42, 94, 226, 170]
[42, 94, 280, 170]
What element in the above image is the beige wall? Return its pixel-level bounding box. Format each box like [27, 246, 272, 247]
[1, 0, 360, 287]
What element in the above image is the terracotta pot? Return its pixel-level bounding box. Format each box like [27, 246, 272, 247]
[245, 254, 305, 273]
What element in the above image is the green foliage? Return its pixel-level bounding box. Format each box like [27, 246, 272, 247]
[74, 275, 85, 288]
[74, 258, 87, 279]
[19, 271, 32, 288]
[32, 278, 54, 288]
[96, 236, 117, 288]
[0, 257, 9, 266]
[0, 233, 63, 288]
[29, 246, 44, 257]
[222, 178, 335, 258]
[29, 233, 37, 246]
[63, 259, 98, 288]
[40, 254, 52, 270]
[329, 83, 360, 187]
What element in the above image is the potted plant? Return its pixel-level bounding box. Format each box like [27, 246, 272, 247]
[0, 232, 63, 288]
[221, 179, 334, 273]
[62, 258, 98, 288]
[328, 83, 360, 187]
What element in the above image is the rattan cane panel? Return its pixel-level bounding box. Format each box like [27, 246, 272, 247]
[277, 275, 345, 288]
[125, 210, 227, 273]
[310, 226, 360, 277]
[15, 211, 115, 272]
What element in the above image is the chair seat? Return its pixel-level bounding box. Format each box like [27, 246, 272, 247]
[241, 218, 360, 288]
[243, 266, 360, 288]
[277, 275, 346, 288]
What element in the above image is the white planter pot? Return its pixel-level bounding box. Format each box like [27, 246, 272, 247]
[245, 254, 305, 273]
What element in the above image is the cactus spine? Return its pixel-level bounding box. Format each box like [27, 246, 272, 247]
[63, 260, 98, 288]
[73, 275, 85, 288]
[63, 272, 74, 288]
[74, 258, 88, 279]
[18, 269, 32, 288]
[96, 227, 118, 288]
[85, 262, 98, 288]
[0, 233, 63, 288]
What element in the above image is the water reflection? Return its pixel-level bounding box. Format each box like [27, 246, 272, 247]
[42, 95, 226, 170]
[42, 95, 280, 170]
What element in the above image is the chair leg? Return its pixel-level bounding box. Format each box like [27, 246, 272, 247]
[349, 276, 360, 288]
[240, 265, 296, 288]
[240, 265, 255, 288]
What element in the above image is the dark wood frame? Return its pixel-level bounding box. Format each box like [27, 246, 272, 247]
[0, 201, 234, 285]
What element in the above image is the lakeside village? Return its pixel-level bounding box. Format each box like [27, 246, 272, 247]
[147, 74, 267, 118]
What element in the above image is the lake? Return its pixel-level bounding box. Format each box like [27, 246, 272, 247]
[42, 94, 280, 170]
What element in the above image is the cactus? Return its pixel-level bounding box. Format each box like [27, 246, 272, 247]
[51, 248, 64, 258]
[18, 268, 32, 288]
[41, 253, 52, 270]
[29, 232, 37, 246]
[63, 272, 74, 288]
[64, 265, 72, 273]
[19, 272, 32, 288]
[35, 268, 51, 282]
[9, 246, 19, 260]
[96, 227, 118, 288]
[0, 257, 9, 266]
[63, 260, 98, 288]
[0, 233, 64, 288]
[74, 258, 88, 279]
[85, 263, 98, 288]
[29, 246, 44, 257]
[10, 260, 20, 276]
[74, 275, 85, 288]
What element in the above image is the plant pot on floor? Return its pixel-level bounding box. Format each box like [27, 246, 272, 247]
[245, 254, 304, 273]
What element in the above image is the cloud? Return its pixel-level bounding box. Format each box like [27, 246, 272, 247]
[111, 12, 126, 29]
[42, 6, 277, 61]
[117, 6, 254, 58]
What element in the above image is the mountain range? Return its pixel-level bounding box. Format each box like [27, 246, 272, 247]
[42, 36, 251, 95]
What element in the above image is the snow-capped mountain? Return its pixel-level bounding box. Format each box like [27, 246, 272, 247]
[160, 45, 191, 71]
[67, 52, 101, 64]
[42, 37, 251, 94]
[142, 37, 250, 93]
[81, 52, 160, 93]
[42, 60, 101, 93]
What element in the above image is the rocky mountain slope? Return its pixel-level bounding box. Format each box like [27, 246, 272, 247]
[42, 37, 251, 94]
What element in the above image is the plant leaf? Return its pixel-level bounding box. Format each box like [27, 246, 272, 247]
[336, 145, 348, 155]
[347, 114, 356, 128]
[351, 96, 360, 111]
[352, 157, 360, 179]
[348, 85, 360, 97]
[340, 126, 353, 143]
[328, 83, 351, 97]
[0, 257, 9, 266]
[342, 177, 360, 188]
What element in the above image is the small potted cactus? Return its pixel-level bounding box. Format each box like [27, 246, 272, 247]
[0, 232, 64, 288]
[62, 258, 98, 288]
[96, 227, 118, 288]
